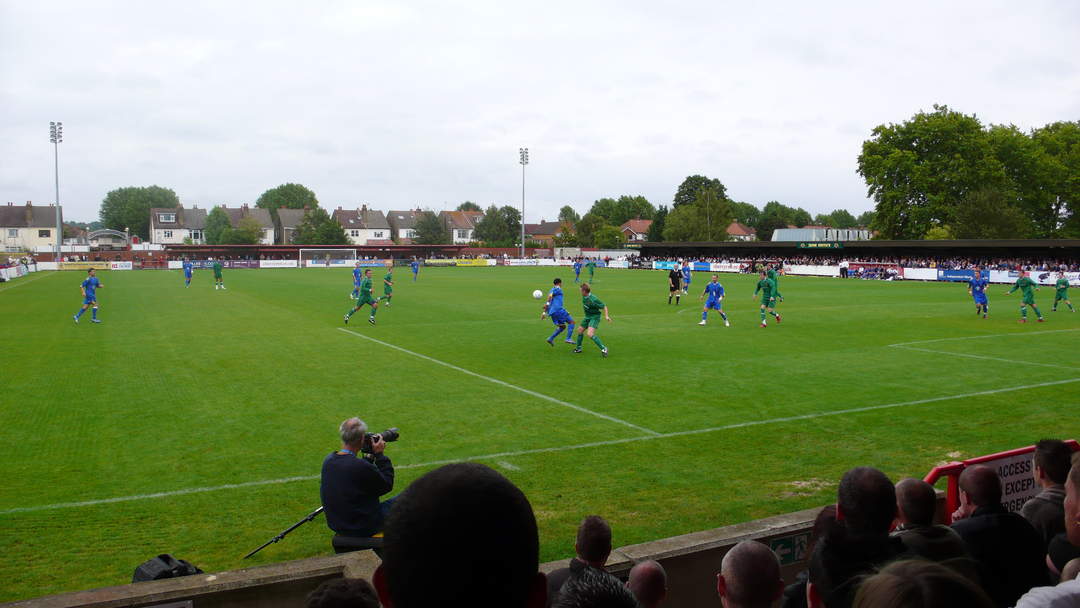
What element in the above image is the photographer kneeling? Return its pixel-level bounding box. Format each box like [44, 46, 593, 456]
[321, 417, 396, 538]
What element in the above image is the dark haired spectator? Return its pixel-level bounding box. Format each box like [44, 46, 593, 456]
[890, 478, 969, 565]
[1021, 439, 1072, 549]
[553, 564, 639, 608]
[717, 540, 783, 608]
[781, 505, 836, 608]
[373, 462, 546, 608]
[807, 468, 906, 608]
[626, 560, 666, 608]
[852, 559, 994, 608]
[950, 465, 1045, 607]
[547, 516, 614, 606]
[306, 577, 380, 608]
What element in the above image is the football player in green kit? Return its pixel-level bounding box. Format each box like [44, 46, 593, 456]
[1005, 271, 1043, 323]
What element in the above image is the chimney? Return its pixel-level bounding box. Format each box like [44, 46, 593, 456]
[362, 204, 367, 213]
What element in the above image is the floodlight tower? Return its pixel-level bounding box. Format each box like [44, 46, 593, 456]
[49, 121, 63, 261]
[519, 147, 528, 258]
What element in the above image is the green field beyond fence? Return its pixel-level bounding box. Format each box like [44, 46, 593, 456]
[1, 267, 1078, 600]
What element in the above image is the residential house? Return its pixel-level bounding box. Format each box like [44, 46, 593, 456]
[276, 207, 310, 244]
[149, 205, 208, 244]
[524, 220, 569, 246]
[387, 209, 423, 244]
[332, 205, 393, 245]
[619, 219, 653, 242]
[221, 205, 275, 245]
[440, 210, 484, 244]
[726, 222, 757, 242]
[1, 202, 62, 252]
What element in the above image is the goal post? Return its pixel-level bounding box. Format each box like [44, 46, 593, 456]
[299, 248, 358, 268]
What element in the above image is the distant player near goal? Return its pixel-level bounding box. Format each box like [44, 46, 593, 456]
[351, 262, 363, 299]
[411, 258, 420, 282]
[212, 258, 225, 290]
[1053, 271, 1074, 312]
[182, 257, 194, 288]
[1005, 271, 1043, 323]
[753, 270, 781, 327]
[344, 268, 379, 325]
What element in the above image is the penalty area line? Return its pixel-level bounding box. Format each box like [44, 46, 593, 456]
[337, 327, 660, 437]
[889, 328, 1080, 348]
[6, 378, 1078, 516]
[0, 271, 57, 293]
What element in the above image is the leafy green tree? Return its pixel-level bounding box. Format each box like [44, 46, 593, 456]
[575, 213, 606, 247]
[204, 207, 232, 245]
[221, 216, 264, 244]
[924, 225, 953, 240]
[498, 205, 522, 244]
[593, 225, 625, 249]
[813, 213, 835, 227]
[663, 187, 733, 241]
[457, 201, 482, 212]
[791, 207, 812, 227]
[558, 205, 580, 224]
[950, 188, 1033, 239]
[673, 175, 727, 208]
[587, 198, 619, 222]
[552, 228, 579, 247]
[1030, 121, 1080, 236]
[755, 202, 791, 241]
[856, 210, 876, 227]
[648, 205, 668, 242]
[857, 104, 1007, 239]
[99, 185, 180, 239]
[293, 208, 349, 245]
[612, 195, 655, 224]
[729, 201, 760, 227]
[474, 205, 512, 244]
[255, 183, 318, 211]
[829, 209, 858, 228]
[413, 211, 450, 244]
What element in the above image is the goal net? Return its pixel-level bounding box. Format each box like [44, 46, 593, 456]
[299, 248, 358, 268]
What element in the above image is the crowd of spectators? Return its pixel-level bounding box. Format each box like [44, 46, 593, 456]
[303, 441, 1079, 608]
[635, 254, 1080, 272]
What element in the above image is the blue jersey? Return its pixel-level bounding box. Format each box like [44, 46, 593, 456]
[353, 267, 363, 284]
[549, 286, 565, 312]
[969, 277, 989, 301]
[704, 282, 724, 300]
[573, 262, 582, 274]
[182, 261, 193, 276]
[682, 266, 692, 281]
[411, 261, 419, 273]
[82, 276, 100, 299]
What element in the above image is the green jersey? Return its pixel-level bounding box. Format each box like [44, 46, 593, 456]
[212, 261, 223, 277]
[767, 269, 782, 296]
[755, 278, 775, 299]
[383, 272, 393, 294]
[360, 277, 373, 298]
[1056, 278, 1069, 292]
[1009, 276, 1037, 297]
[582, 293, 605, 317]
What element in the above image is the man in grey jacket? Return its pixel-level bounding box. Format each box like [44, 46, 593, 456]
[1021, 439, 1072, 549]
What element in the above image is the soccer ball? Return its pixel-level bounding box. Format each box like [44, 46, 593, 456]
[532, 289, 543, 299]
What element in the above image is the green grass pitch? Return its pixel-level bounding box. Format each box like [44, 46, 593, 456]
[1, 266, 1077, 600]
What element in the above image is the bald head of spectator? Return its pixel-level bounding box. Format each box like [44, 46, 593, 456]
[576, 516, 613, 567]
[956, 465, 1001, 517]
[1062, 558, 1080, 583]
[838, 467, 897, 536]
[716, 541, 783, 608]
[626, 560, 666, 608]
[896, 478, 937, 526]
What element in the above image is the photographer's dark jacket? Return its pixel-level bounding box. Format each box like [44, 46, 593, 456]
[320, 451, 394, 536]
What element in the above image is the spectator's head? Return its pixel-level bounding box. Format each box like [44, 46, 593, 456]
[373, 463, 545, 608]
[807, 504, 838, 559]
[575, 516, 612, 567]
[339, 417, 367, 450]
[306, 577, 380, 608]
[627, 560, 666, 608]
[553, 565, 638, 608]
[852, 560, 993, 608]
[1066, 453, 1080, 546]
[837, 467, 897, 536]
[1033, 439, 1072, 486]
[895, 478, 937, 527]
[957, 465, 1001, 512]
[716, 541, 783, 608]
[1062, 558, 1080, 582]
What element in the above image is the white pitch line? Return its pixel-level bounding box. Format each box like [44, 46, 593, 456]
[5, 377, 1077, 516]
[891, 345, 1080, 371]
[889, 328, 1080, 348]
[337, 327, 660, 437]
[0, 271, 56, 293]
[496, 460, 521, 471]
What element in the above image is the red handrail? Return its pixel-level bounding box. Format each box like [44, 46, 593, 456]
[924, 439, 1079, 524]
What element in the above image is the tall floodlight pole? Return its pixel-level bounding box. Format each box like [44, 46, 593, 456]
[519, 147, 528, 258]
[49, 122, 63, 262]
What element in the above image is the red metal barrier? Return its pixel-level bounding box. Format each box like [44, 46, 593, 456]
[924, 439, 1079, 524]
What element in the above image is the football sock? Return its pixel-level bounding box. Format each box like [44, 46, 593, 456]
[567, 323, 576, 336]
[760, 309, 767, 322]
[720, 312, 728, 321]
[549, 327, 564, 341]
[75, 308, 85, 319]
[771, 311, 779, 319]
[1032, 306, 1042, 319]
[91, 308, 97, 320]
[591, 335, 606, 350]
[346, 308, 355, 318]
[675, 295, 680, 304]
[370, 306, 378, 317]
[576, 333, 584, 347]
[1021, 306, 1027, 318]
[1069, 303, 1075, 311]
[668, 296, 672, 304]
[702, 311, 708, 321]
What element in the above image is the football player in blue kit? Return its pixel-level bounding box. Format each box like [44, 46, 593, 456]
[698, 274, 729, 326]
[968, 267, 989, 319]
[541, 277, 577, 346]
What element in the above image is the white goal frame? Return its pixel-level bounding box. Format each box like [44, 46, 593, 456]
[299, 248, 358, 268]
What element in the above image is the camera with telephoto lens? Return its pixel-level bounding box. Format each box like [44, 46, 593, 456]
[360, 427, 400, 454]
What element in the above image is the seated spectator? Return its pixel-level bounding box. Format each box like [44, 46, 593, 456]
[781, 505, 836, 608]
[890, 478, 970, 564]
[553, 564, 639, 608]
[807, 467, 906, 608]
[372, 462, 547, 608]
[626, 560, 666, 608]
[306, 577, 380, 608]
[1021, 439, 1072, 549]
[547, 515, 614, 606]
[852, 559, 993, 608]
[950, 465, 1046, 607]
[717, 540, 783, 608]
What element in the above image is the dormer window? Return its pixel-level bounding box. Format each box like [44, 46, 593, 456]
[159, 213, 176, 223]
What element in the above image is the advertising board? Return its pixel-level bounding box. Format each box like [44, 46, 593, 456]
[937, 269, 985, 282]
[454, 258, 491, 267]
[109, 261, 133, 270]
[259, 260, 298, 268]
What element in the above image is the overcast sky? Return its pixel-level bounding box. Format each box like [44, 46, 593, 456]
[2, 1, 1078, 223]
